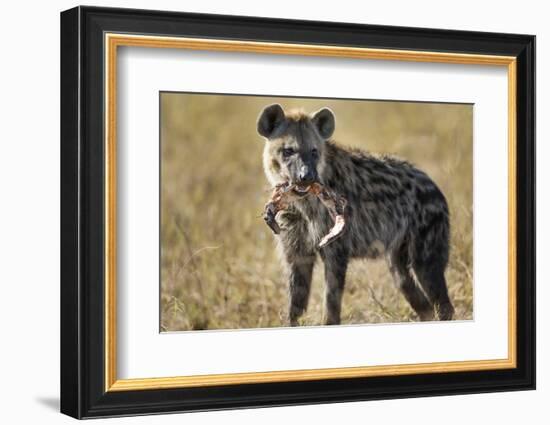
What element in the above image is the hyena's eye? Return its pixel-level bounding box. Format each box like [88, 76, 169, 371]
[282, 148, 295, 158]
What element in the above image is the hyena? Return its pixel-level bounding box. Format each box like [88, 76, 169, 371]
[257, 104, 454, 326]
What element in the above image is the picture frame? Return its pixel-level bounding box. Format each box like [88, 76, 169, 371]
[60, 5, 535, 419]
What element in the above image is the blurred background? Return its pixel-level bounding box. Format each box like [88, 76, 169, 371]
[160, 92, 473, 332]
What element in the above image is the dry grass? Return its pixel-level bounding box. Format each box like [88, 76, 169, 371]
[160, 93, 473, 332]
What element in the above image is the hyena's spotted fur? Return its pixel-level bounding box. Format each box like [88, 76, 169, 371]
[257, 104, 454, 326]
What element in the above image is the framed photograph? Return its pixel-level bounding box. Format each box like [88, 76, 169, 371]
[60, 6, 535, 419]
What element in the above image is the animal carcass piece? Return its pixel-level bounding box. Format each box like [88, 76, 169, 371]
[263, 182, 347, 248]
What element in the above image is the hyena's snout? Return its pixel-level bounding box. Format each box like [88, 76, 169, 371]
[297, 164, 317, 186]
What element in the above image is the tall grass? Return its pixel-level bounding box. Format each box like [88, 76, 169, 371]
[160, 93, 473, 331]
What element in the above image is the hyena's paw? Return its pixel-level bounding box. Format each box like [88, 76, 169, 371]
[322, 312, 341, 326]
[436, 302, 455, 321]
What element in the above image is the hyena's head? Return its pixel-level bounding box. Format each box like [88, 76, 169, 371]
[257, 104, 335, 192]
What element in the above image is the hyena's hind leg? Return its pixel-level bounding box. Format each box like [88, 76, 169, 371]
[411, 216, 455, 321]
[412, 261, 454, 320]
[388, 242, 434, 321]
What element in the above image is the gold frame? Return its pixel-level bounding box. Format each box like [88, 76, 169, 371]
[104, 33, 517, 392]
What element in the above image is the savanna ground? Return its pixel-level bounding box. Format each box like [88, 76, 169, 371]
[160, 93, 473, 332]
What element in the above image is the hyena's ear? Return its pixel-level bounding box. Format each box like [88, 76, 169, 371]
[311, 108, 335, 140]
[257, 104, 286, 139]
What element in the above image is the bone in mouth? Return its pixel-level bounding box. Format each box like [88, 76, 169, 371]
[263, 182, 347, 248]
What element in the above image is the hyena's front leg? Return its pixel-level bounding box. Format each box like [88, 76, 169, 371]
[278, 211, 316, 326]
[287, 254, 316, 326]
[321, 246, 349, 325]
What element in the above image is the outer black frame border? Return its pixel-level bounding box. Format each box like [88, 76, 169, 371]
[60, 6, 536, 419]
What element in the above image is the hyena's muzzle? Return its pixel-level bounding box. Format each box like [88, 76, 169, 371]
[288, 153, 319, 194]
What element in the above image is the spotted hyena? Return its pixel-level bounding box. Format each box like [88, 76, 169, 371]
[257, 104, 454, 326]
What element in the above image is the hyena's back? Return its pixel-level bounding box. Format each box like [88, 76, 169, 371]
[298, 141, 450, 268]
